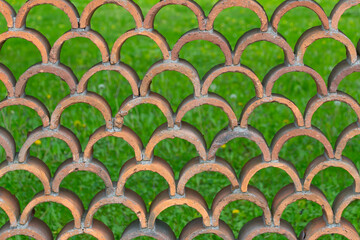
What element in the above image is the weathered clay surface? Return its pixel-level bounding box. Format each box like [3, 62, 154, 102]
[0, 0, 360, 239]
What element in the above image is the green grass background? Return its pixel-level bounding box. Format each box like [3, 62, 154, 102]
[0, 0, 360, 239]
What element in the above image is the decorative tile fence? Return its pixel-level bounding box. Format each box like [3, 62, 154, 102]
[0, 0, 360, 239]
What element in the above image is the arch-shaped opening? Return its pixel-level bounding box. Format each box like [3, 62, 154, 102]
[209, 71, 257, 117]
[145, 122, 206, 161]
[153, 138, 198, 178]
[0, 105, 42, 151]
[240, 41, 284, 80]
[123, 104, 166, 143]
[276, 6, 322, 48]
[214, 6, 262, 48]
[312, 101, 357, 145]
[125, 171, 168, 211]
[272, 71, 318, 112]
[116, 35, 163, 79]
[80, 0, 142, 27]
[220, 200, 263, 237]
[86, 70, 133, 114]
[248, 167, 293, 204]
[312, 167, 354, 205]
[247, 102, 295, 144]
[80, 62, 139, 94]
[174, 93, 238, 130]
[278, 136, 324, 176]
[281, 199, 323, 236]
[59, 37, 104, 79]
[15, 0, 79, 27]
[157, 205, 201, 238]
[140, 60, 200, 98]
[94, 204, 140, 239]
[22, 4, 72, 45]
[17, 126, 81, 163]
[0, 97, 50, 128]
[154, 5, 199, 47]
[303, 38, 348, 81]
[15, 63, 77, 97]
[0, 38, 42, 79]
[59, 102, 106, 149]
[20, 190, 84, 228]
[119, 159, 173, 198]
[178, 40, 226, 78]
[265, 64, 327, 97]
[89, 4, 137, 49]
[144, 0, 205, 28]
[213, 136, 262, 173]
[181, 104, 229, 145]
[1, 29, 50, 62]
[0, 170, 43, 211]
[116, 94, 173, 130]
[60, 171, 105, 207]
[149, 119, 200, 150]
[24, 72, 71, 113]
[151, 70, 194, 110]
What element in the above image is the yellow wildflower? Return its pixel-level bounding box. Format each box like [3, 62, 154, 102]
[232, 209, 240, 214]
[306, 144, 314, 151]
[221, 144, 226, 149]
[74, 120, 82, 128]
[283, 119, 290, 124]
[148, 201, 152, 206]
[46, 94, 51, 99]
[238, 102, 244, 107]
[34, 140, 42, 145]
